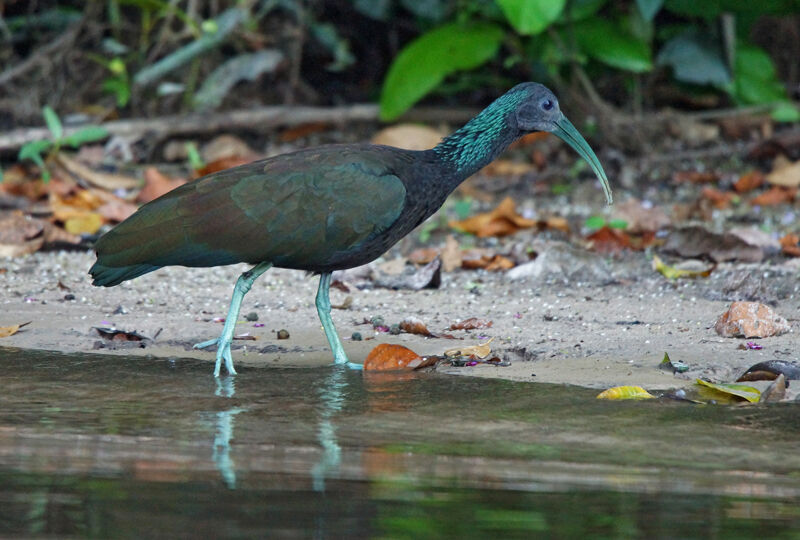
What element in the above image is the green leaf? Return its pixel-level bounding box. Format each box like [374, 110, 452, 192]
[379, 22, 503, 121]
[19, 139, 52, 162]
[656, 31, 731, 86]
[497, 0, 566, 35]
[574, 19, 653, 72]
[193, 50, 284, 110]
[560, 0, 608, 22]
[730, 43, 788, 106]
[608, 219, 628, 229]
[42, 106, 62, 140]
[770, 102, 800, 123]
[62, 126, 109, 148]
[584, 215, 606, 230]
[597, 386, 656, 400]
[636, 0, 664, 20]
[696, 379, 760, 403]
[102, 77, 131, 107]
[185, 142, 205, 171]
[663, 0, 721, 18]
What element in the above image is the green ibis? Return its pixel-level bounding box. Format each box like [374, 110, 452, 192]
[90, 83, 612, 376]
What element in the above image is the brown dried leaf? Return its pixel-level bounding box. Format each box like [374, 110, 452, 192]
[441, 235, 462, 272]
[371, 124, 444, 151]
[55, 153, 141, 191]
[0, 211, 45, 256]
[201, 134, 259, 162]
[750, 186, 796, 206]
[138, 167, 187, 203]
[541, 216, 570, 233]
[449, 317, 493, 330]
[612, 198, 672, 233]
[766, 158, 800, 187]
[444, 337, 493, 359]
[673, 170, 719, 184]
[733, 171, 765, 193]
[279, 122, 330, 143]
[449, 197, 536, 237]
[780, 234, 800, 257]
[399, 316, 434, 337]
[701, 187, 736, 209]
[194, 156, 254, 178]
[407, 247, 439, 265]
[586, 226, 632, 254]
[364, 343, 423, 371]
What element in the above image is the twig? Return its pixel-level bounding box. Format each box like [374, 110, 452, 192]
[0, 24, 81, 87]
[0, 104, 481, 153]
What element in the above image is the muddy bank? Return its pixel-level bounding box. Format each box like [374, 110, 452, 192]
[1, 249, 797, 390]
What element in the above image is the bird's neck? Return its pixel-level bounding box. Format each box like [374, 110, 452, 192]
[432, 91, 526, 181]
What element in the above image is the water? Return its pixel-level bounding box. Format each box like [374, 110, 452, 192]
[1, 347, 799, 539]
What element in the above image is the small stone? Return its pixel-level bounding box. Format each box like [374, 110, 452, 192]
[244, 312, 259, 321]
[64, 293, 76, 301]
[389, 324, 401, 335]
[351, 332, 362, 341]
[112, 305, 128, 314]
[277, 329, 290, 340]
[715, 302, 790, 338]
[370, 316, 385, 328]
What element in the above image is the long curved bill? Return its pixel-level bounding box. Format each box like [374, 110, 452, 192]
[551, 115, 613, 205]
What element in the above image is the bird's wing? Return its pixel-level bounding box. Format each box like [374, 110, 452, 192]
[94, 146, 408, 271]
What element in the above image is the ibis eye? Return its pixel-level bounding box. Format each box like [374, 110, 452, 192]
[541, 99, 554, 111]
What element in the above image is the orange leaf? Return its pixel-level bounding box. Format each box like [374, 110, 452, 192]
[0, 321, 30, 338]
[194, 156, 254, 178]
[673, 171, 719, 184]
[449, 197, 536, 237]
[450, 318, 493, 330]
[138, 168, 187, 203]
[280, 122, 330, 143]
[750, 186, 796, 206]
[733, 171, 765, 193]
[780, 233, 800, 257]
[399, 317, 434, 337]
[407, 247, 439, 265]
[364, 344, 423, 371]
[701, 187, 736, 209]
[586, 226, 632, 254]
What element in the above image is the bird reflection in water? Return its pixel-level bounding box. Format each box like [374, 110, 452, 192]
[212, 376, 244, 489]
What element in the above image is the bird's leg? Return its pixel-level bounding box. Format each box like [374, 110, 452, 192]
[194, 261, 272, 376]
[315, 272, 361, 370]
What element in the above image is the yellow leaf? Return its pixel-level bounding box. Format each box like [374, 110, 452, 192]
[695, 379, 761, 403]
[444, 337, 493, 359]
[652, 255, 712, 279]
[64, 212, 104, 235]
[597, 386, 656, 400]
[0, 321, 30, 338]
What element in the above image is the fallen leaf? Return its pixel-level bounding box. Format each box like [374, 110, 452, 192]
[0, 211, 45, 256]
[541, 215, 570, 233]
[652, 255, 713, 279]
[481, 159, 535, 176]
[659, 352, 689, 373]
[399, 316, 434, 337]
[364, 343, 424, 371]
[449, 197, 536, 237]
[696, 379, 760, 403]
[194, 156, 254, 178]
[701, 187, 736, 209]
[138, 168, 187, 203]
[597, 386, 656, 400]
[0, 321, 31, 338]
[92, 327, 149, 341]
[673, 170, 719, 184]
[586, 226, 632, 254]
[444, 338, 493, 359]
[407, 247, 439, 265]
[331, 296, 353, 310]
[201, 134, 259, 162]
[733, 171, 765, 193]
[55, 153, 141, 191]
[779, 233, 800, 257]
[715, 302, 790, 338]
[449, 318, 493, 330]
[440, 235, 462, 272]
[662, 226, 764, 262]
[750, 186, 796, 206]
[766, 158, 800, 187]
[612, 198, 671, 233]
[279, 122, 330, 143]
[373, 257, 441, 290]
[371, 124, 444, 151]
[460, 252, 515, 271]
[64, 212, 103, 235]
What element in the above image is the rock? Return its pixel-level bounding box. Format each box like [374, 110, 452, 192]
[663, 226, 764, 262]
[507, 241, 610, 282]
[760, 374, 787, 403]
[714, 302, 790, 338]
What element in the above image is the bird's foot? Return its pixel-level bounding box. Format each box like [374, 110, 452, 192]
[193, 338, 237, 377]
[345, 361, 363, 371]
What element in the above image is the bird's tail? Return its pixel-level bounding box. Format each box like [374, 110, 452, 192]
[89, 261, 162, 287]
